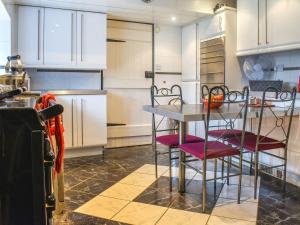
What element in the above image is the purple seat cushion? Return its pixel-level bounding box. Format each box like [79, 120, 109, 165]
[208, 129, 252, 139]
[179, 141, 239, 160]
[156, 134, 203, 147]
[228, 134, 286, 152]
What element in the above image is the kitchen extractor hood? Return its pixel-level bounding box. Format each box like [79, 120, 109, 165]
[0, 0, 11, 66]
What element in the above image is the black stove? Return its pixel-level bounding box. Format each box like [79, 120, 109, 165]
[0, 94, 63, 225]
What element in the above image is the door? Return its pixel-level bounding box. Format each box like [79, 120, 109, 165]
[237, 0, 260, 52]
[44, 8, 76, 65]
[182, 24, 198, 81]
[78, 95, 107, 147]
[55, 95, 77, 148]
[77, 12, 107, 69]
[18, 6, 44, 65]
[267, 0, 300, 47]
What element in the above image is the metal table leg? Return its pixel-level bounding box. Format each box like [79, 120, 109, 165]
[178, 121, 186, 193]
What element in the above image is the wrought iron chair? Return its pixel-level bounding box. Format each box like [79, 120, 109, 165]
[228, 87, 297, 199]
[151, 85, 204, 191]
[179, 86, 250, 212]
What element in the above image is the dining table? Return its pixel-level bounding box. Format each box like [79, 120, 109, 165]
[143, 103, 300, 193]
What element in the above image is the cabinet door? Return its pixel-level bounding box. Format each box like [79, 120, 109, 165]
[182, 24, 198, 81]
[78, 95, 107, 147]
[44, 8, 76, 65]
[77, 12, 107, 69]
[55, 95, 77, 148]
[237, 0, 260, 53]
[267, 0, 300, 48]
[18, 6, 44, 65]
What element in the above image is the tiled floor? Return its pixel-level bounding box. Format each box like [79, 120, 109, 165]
[55, 145, 300, 225]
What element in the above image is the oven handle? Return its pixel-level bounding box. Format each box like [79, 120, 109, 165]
[38, 100, 64, 122]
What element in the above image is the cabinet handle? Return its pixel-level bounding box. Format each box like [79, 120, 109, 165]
[81, 14, 83, 62]
[71, 98, 74, 147]
[258, 0, 260, 45]
[38, 9, 40, 60]
[71, 13, 74, 62]
[81, 98, 84, 146]
[265, 0, 269, 44]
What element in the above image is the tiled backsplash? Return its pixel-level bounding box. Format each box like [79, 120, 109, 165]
[28, 69, 102, 90]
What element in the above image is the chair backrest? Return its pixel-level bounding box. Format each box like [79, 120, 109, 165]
[255, 87, 297, 148]
[202, 85, 248, 134]
[150, 85, 183, 138]
[204, 86, 250, 148]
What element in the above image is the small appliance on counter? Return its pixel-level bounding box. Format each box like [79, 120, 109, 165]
[0, 55, 30, 91]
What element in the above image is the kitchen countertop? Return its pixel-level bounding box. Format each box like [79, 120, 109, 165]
[39, 89, 107, 95]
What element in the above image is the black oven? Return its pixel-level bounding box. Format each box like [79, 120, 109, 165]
[0, 89, 63, 225]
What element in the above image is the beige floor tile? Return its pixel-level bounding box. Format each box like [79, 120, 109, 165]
[219, 184, 258, 203]
[162, 167, 197, 180]
[112, 202, 167, 225]
[156, 208, 209, 225]
[134, 164, 169, 176]
[207, 216, 256, 225]
[119, 172, 157, 187]
[212, 199, 258, 222]
[75, 195, 129, 219]
[100, 182, 146, 201]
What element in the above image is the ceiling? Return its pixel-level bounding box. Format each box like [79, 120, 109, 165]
[4, 0, 215, 26]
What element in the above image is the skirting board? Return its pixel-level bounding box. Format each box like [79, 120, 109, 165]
[65, 146, 104, 158]
[105, 135, 152, 148]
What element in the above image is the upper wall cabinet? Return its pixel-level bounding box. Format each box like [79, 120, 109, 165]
[18, 6, 44, 65]
[44, 8, 76, 66]
[17, 6, 107, 69]
[237, 0, 300, 56]
[77, 12, 107, 69]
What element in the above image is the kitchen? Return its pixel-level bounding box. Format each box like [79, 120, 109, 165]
[1, 0, 300, 225]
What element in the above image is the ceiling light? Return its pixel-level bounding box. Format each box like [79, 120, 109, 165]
[171, 16, 177, 21]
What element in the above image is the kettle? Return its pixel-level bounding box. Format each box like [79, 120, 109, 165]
[0, 55, 30, 90]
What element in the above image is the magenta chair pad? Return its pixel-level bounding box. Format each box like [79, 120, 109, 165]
[228, 134, 286, 152]
[179, 141, 239, 160]
[208, 129, 252, 139]
[156, 134, 203, 147]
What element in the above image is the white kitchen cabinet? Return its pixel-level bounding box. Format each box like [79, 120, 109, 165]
[77, 95, 107, 147]
[18, 6, 44, 65]
[55, 95, 76, 148]
[237, 0, 300, 55]
[182, 24, 198, 81]
[198, 12, 225, 40]
[267, 0, 300, 49]
[44, 8, 76, 65]
[56, 94, 107, 149]
[77, 12, 107, 69]
[237, 0, 260, 54]
[17, 6, 107, 69]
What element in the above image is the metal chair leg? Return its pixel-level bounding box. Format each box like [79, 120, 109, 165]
[168, 147, 172, 192]
[214, 158, 217, 199]
[154, 143, 158, 178]
[102, 148, 105, 161]
[227, 156, 230, 185]
[250, 153, 253, 175]
[221, 157, 224, 180]
[202, 159, 207, 213]
[238, 151, 243, 204]
[254, 151, 259, 199]
[283, 146, 288, 192]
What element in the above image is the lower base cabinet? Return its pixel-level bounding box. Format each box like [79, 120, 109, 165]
[56, 94, 107, 148]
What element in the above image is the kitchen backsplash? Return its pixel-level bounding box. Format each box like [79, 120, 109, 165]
[28, 69, 102, 90]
